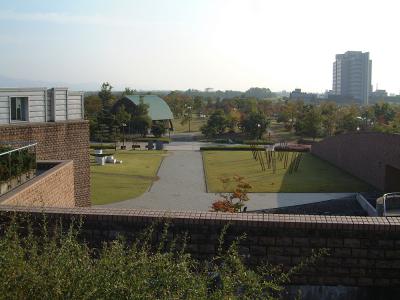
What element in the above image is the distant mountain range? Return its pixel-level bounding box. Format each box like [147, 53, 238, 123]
[0, 75, 100, 91]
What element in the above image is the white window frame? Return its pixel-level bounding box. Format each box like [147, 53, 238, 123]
[9, 96, 30, 123]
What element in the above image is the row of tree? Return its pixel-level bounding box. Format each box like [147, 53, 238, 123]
[198, 99, 400, 140]
[201, 110, 270, 139]
[85, 83, 400, 142]
[278, 101, 400, 139]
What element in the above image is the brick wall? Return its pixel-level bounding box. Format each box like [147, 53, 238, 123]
[1, 206, 399, 288]
[0, 121, 90, 206]
[0, 161, 75, 207]
[311, 132, 400, 191]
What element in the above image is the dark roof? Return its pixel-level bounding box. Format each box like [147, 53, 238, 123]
[122, 95, 173, 121]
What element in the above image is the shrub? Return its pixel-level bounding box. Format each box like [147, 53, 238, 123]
[211, 175, 252, 212]
[89, 144, 116, 150]
[0, 216, 327, 299]
[151, 123, 167, 138]
[200, 146, 265, 151]
[0, 147, 36, 182]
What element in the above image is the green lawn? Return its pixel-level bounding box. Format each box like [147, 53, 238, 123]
[203, 151, 372, 193]
[90, 151, 165, 205]
[172, 117, 207, 133]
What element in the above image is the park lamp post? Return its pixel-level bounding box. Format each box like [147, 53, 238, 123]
[184, 104, 192, 132]
[121, 123, 127, 149]
[257, 123, 261, 141]
[188, 106, 192, 132]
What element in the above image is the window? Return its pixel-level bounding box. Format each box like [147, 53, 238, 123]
[10, 97, 28, 121]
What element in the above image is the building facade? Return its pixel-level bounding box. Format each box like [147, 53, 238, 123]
[0, 87, 90, 206]
[0, 87, 84, 124]
[332, 51, 372, 104]
[289, 88, 317, 102]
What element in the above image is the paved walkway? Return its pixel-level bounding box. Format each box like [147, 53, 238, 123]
[100, 150, 354, 211]
[101, 151, 216, 210]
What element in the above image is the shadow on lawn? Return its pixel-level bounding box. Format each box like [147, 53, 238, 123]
[275, 152, 375, 209]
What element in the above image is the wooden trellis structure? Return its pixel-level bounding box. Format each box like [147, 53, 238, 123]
[250, 143, 303, 174]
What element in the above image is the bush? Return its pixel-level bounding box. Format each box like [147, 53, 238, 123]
[0, 216, 327, 299]
[89, 144, 116, 150]
[0, 147, 36, 182]
[200, 146, 265, 151]
[151, 123, 167, 138]
[243, 140, 274, 145]
[201, 110, 228, 137]
[132, 137, 171, 143]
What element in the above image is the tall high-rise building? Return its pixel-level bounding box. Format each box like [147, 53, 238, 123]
[332, 51, 372, 104]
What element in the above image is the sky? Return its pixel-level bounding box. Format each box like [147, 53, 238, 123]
[0, 0, 399, 93]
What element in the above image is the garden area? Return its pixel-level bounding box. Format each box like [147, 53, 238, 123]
[203, 151, 372, 193]
[90, 150, 166, 205]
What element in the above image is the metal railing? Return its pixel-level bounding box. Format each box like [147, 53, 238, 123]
[0, 142, 37, 195]
[383, 192, 400, 216]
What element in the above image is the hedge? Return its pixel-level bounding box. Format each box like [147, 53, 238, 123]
[200, 146, 265, 151]
[90, 144, 116, 150]
[132, 137, 171, 143]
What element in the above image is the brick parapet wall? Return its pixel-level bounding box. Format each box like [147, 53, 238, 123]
[311, 132, 400, 191]
[0, 206, 399, 287]
[0, 160, 75, 207]
[0, 121, 90, 206]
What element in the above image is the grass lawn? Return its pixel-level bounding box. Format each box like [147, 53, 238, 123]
[90, 150, 166, 205]
[172, 117, 207, 133]
[203, 151, 372, 193]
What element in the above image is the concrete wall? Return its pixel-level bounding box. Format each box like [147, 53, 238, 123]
[1, 207, 399, 288]
[0, 121, 90, 206]
[311, 133, 400, 191]
[0, 161, 75, 207]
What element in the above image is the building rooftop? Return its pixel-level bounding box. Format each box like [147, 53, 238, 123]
[122, 95, 174, 121]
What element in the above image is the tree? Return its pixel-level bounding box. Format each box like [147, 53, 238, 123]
[84, 95, 102, 118]
[277, 100, 303, 130]
[114, 104, 131, 127]
[226, 109, 241, 132]
[98, 82, 114, 110]
[244, 87, 275, 99]
[320, 101, 339, 136]
[131, 115, 152, 137]
[241, 111, 270, 139]
[193, 96, 203, 114]
[337, 105, 359, 133]
[122, 87, 136, 97]
[94, 124, 111, 144]
[201, 110, 228, 137]
[295, 105, 323, 140]
[372, 102, 396, 125]
[151, 122, 166, 137]
[163, 91, 193, 118]
[130, 99, 152, 136]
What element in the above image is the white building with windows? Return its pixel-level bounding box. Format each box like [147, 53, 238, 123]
[332, 51, 372, 105]
[0, 87, 84, 124]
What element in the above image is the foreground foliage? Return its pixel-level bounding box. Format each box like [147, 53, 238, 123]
[0, 217, 326, 300]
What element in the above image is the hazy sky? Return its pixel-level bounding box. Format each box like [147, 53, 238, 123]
[0, 0, 399, 93]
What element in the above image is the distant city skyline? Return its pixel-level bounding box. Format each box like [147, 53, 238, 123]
[0, 0, 399, 93]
